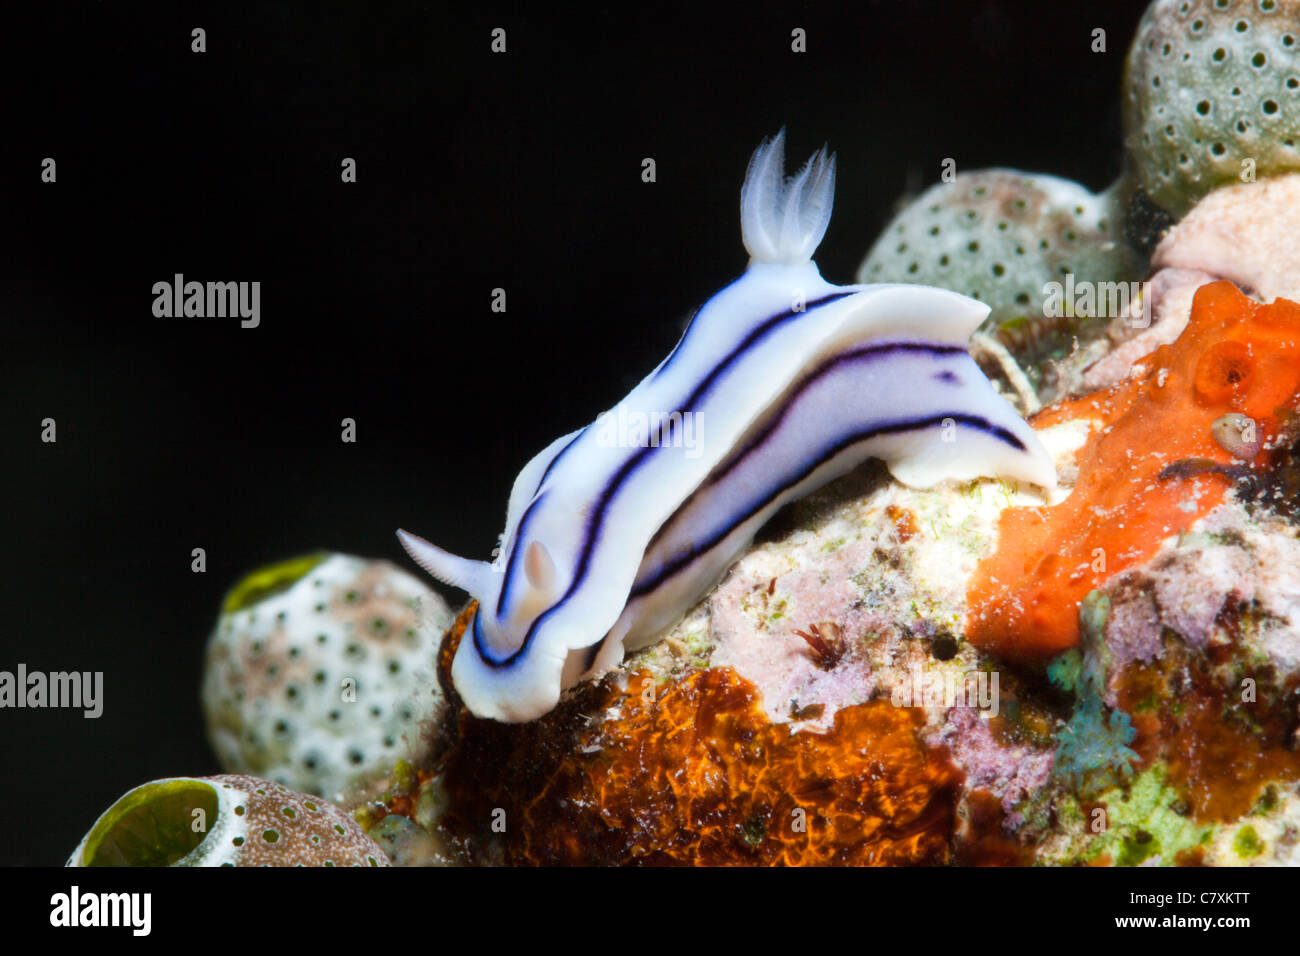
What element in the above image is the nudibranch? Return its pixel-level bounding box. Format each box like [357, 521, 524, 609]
[400, 131, 1057, 722]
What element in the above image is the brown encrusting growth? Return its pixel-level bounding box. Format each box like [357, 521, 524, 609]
[403, 604, 965, 865]
[1115, 631, 1300, 823]
[952, 789, 1034, 866]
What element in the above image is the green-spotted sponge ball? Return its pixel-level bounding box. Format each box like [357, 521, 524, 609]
[857, 170, 1130, 327]
[1124, 0, 1300, 218]
[66, 774, 389, 866]
[201, 553, 453, 804]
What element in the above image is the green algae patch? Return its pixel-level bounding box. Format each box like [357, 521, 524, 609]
[1047, 648, 1083, 693]
[1234, 826, 1264, 860]
[1047, 765, 1217, 867]
[1050, 593, 1137, 797]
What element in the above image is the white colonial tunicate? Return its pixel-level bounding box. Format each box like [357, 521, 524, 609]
[201, 553, 452, 803]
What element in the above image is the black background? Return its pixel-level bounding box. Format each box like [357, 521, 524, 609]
[0, 0, 1147, 866]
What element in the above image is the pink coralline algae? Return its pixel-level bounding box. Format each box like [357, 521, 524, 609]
[928, 707, 1055, 827]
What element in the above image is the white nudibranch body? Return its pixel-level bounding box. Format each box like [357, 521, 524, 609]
[399, 130, 1057, 722]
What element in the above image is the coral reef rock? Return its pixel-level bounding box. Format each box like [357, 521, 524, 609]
[368, 275, 1300, 866]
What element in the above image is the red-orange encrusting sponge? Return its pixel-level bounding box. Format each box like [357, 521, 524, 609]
[418, 604, 965, 865]
[967, 281, 1300, 660]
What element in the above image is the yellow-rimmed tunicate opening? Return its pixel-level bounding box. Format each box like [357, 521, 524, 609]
[221, 552, 330, 615]
[76, 778, 221, 867]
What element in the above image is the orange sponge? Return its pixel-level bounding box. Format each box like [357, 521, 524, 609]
[967, 281, 1300, 659]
